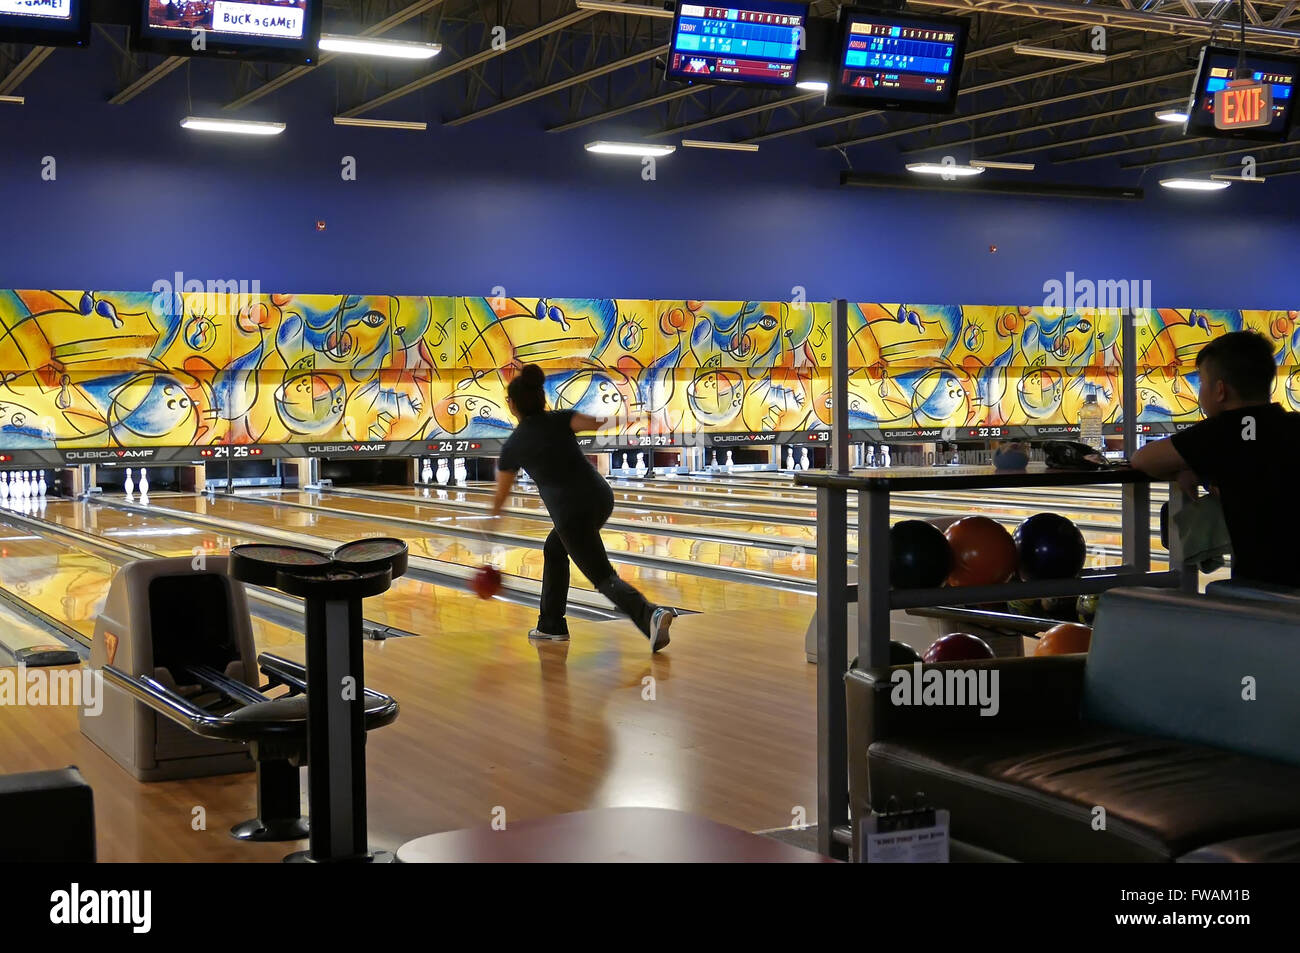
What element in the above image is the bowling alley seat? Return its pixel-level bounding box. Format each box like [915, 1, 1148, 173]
[82, 556, 399, 841]
[847, 587, 1300, 862]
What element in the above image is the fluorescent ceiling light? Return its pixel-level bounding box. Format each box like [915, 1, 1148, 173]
[0, 95, 23, 105]
[1155, 109, 1189, 123]
[585, 140, 675, 157]
[1160, 177, 1230, 191]
[1210, 173, 1266, 183]
[319, 34, 441, 59]
[906, 162, 984, 177]
[796, 80, 829, 91]
[970, 159, 1036, 171]
[1013, 44, 1109, 64]
[575, 0, 675, 18]
[180, 117, 285, 136]
[333, 117, 428, 131]
[681, 139, 759, 152]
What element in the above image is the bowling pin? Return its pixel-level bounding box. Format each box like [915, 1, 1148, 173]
[435, 459, 449, 485]
[800, 447, 810, 470]
[786, 447, 795, 470]
[124, 467, 135, 497]
[0, 473, 8, 502]
[453, 458, 467, 484]
[710, 450, 719, 472]
[881, 445, 891, 468]
[621, 452, 630, 474]
[17, 471, 27, 498]
[725, 450, 733, 473]
[950, 445, 960, 466]
[865, 446, 876, 468]
[138, 468, 150, 496]
[634, 452, 645, 476]
[37, 471, 46, 496]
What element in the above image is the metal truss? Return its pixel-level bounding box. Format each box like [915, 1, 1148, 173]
[0, 44, 53, 96]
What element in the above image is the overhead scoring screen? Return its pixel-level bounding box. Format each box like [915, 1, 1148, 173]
[137, 0, 321, 63]
[1186, 46, 1298, 141]
[0, 0, 89, 46]
[826, 8, 968, 112]
[667, 1, 808, 88]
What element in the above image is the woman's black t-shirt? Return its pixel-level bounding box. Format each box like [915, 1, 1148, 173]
[498, 410, 612, 524]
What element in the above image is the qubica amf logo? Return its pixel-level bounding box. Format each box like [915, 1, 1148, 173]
[890, 663, 1000, 716]
[1042, 272, 1152, 313]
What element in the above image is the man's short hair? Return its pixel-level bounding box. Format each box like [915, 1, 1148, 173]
[1195, 330, 1276, 402]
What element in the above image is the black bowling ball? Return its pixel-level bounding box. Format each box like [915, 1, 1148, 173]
[890, 519, 953, 589]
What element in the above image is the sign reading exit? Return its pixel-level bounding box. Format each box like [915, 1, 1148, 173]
[1216, 79, 1274, 130]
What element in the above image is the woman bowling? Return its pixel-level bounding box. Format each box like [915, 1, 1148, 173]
[490, 364, 674, 652]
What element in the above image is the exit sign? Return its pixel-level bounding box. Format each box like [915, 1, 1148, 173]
[1216, 79, 1274, 130]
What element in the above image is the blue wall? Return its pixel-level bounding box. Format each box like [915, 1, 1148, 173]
[1, 45, 1297, 308]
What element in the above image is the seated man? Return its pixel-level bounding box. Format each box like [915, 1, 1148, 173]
[1132, 330, 1300, 587]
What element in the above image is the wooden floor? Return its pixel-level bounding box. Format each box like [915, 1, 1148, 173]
[0, 476, 1187, 861]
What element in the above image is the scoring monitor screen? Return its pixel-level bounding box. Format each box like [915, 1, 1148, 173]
[138, 0, 321, 63]
[1185, 46, 1299, 141]
[826, 8, 968, 112]
[0, 0, 90, 47]
[667, 1, 809, 88]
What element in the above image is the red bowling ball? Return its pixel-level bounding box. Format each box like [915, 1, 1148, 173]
[472, 565, 502, 600]
[923, 632, 996, 663]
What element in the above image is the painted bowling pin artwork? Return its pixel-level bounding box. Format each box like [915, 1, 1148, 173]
[436, 459, 450, 485]
[800, 448, 810, 470]
[123, 468, 134, 497]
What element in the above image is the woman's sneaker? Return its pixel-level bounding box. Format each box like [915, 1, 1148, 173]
[528, 628, 569, 642]
[648, 607, 673, 653]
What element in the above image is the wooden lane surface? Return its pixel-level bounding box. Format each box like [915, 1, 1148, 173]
[0, 604, 819, 861]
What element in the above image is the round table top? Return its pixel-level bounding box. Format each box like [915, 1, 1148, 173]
[396, 807, 832, 863]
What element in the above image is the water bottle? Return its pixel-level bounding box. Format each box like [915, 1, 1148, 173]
[1078, 393, 1104, 452]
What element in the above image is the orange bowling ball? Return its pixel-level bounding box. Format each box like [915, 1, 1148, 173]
[1033, 622, 1093, 656]
[471, 565, 502, 600]
[943, 516, 1019, 587]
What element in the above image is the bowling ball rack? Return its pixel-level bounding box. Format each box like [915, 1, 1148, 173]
[795, 464, 1196, 862]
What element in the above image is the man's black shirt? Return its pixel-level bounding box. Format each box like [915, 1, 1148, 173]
[1171, 402, 1300, 587]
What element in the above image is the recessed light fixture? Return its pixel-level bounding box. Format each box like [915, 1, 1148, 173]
[319, 34, 441, 59]
[585, 141, 675, 157]
[1210, 173, 1266, 183]
[1155, 109, 1189, 123]
[575, 0, 675, 17]
[795, 80, 829, 92]
[333, 117, 428, 131]
[1160, 177, 1231, 191]
[906, 162, 984, 177]
[180, 117, 285, 136]
[0, 95, 23, 105]
[970, 159, 1036, 171]
[1013, 44, 1109, 64]
[681, 139, 759, 152]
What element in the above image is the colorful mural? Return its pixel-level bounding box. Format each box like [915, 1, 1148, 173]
[0, 290, 1294, 450]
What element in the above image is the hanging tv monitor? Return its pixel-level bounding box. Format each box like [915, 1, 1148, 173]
[666, 1, 810, 89]
[825, 6, 968, 113]
[135, 0, 323, 65]
[0, 0, 91, 48]
[1183, 45, 1299, 142]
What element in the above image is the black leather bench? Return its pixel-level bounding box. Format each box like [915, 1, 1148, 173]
[0, 767, 95, 862]
[847, 587, 1300, 862]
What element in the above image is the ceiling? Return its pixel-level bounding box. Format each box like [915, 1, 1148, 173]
[2, 0, 1299, 184]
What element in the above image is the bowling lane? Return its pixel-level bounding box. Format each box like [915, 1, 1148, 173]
[42, 498, 570, 636]
[64, 494, 802, 615]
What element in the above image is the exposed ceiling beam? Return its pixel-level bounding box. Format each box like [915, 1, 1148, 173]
[338, 8, 596, 118]
[1122, 137, 1299, 169]
[0, 46, 52, 96]
[109, 57, 186, 106]
[548, 85, 699, 133]
[909, 0, 1300, 50]
[224, 0, 449, 111]
[446, 44, 666, 125]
